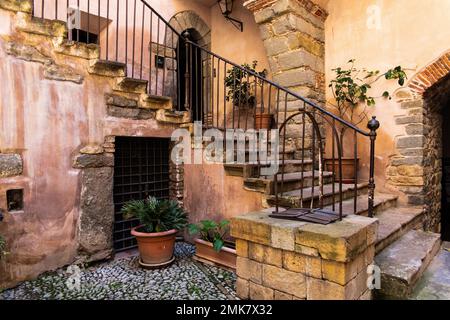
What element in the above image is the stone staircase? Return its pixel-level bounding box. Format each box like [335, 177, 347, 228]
[2, 0, 444, 300]
[2, 4, 189, 128]
[224, 140, 442, 300]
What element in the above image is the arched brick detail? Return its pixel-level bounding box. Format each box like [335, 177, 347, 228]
[407, 50, 450, 96]
[166, 11, 211, 50]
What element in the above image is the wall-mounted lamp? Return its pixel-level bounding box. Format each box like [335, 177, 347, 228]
[218, 0, 243, 32]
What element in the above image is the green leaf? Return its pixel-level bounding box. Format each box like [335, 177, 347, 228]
[219, 220, 230, 228]
[213, 239, 224, 252]
[188, 224, 200, 235]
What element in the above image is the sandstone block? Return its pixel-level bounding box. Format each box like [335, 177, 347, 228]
[236, 257, 262, 284]
[236, 277, 250, 299]
[274, 290, 293, 300]
[249, 282, 274, 300]
[236, 239, 249, 258]
[396, 136, 424, 149]
[263, 264, 306, 299]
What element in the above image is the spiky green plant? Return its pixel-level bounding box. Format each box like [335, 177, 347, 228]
[121, 197, 188, 233]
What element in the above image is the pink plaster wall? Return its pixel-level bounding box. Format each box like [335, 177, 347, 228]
[0, 1, 270, 287]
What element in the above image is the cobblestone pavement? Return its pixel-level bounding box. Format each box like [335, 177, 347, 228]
[0, 243, 237, 300]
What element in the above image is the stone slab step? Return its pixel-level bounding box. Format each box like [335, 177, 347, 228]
[88, 60, 127, 77]
[375, 207, 425, 254]
[244, 171, 333, 194]
[54, 42, 99, 60]
[375, 230, 441, 299]
[140, 94, 173, 110]
[156, 109, 190, 125]
[224, 159, 313, 178]
[114, 77, 148, 94]
[323, 192, 398, 217]
[411, 243, 450, 300]
[16, 14, 66, 38]
[265, 182, 369, 208]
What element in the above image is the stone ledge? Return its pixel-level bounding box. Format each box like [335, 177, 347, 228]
[73, 153, 114, 169]
[231, 209, 378, 263]
[88, 59, 126, 77]
[15, 12, 66, 38]
[0, 153, 23, 177]
[0, 0, 32, 13]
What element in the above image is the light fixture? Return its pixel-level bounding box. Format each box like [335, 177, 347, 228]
[218, 0, 243, 32]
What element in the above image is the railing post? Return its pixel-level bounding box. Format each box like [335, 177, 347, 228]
[367, 116, 380, 218]
[183, 31, 191, 120]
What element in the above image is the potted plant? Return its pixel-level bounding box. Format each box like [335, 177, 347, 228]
[188, 219, 236, 270]
[325, 60, 407, 183]
[225, 61, 271, 130]
[122, 196, 188, 268]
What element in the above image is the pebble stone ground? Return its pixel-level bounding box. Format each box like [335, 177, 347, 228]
[0, 242, 237, 300]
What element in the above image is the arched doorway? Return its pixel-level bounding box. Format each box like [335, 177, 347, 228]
[166, 11, 211, 123]
[178, 29, 203, 122]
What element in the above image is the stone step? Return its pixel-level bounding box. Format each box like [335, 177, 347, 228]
[323, 192, 398, 217]
[15, 13, 66, 38]
[265, 182, 369, 208]
[140, 94, 173, 110]
[156, 109, 190, 125]
[88, 60, 127, 77]
[224, 159, 314, 178]
[244, 171, 334, 194]
[411, 243, 450, 300]
[54, 42, 99, 60]
[114, 77, 148, 94]
[375, 230, 441, 299]
[375, 207, 425, 254]
[0, 0, 33, 13]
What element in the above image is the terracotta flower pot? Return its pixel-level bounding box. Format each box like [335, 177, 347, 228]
[131, 227, 177, 268]
[194, 239, 237, 270]
[255, 112, 273, 130]
[324, 158, 360, 184]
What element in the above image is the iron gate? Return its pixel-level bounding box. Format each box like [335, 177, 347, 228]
[113, 137, 171, 252]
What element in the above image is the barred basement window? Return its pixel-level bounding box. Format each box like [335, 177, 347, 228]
[7, 189, 24, 212]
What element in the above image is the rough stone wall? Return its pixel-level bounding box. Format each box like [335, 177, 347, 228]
[387, 52, 450, 232]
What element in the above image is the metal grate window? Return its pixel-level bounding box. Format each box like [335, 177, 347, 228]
[113, 137, 171, 252]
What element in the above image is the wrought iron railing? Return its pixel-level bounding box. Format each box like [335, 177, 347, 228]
[32, 0, 380, 220]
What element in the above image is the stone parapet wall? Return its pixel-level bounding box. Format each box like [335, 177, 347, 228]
[231, 210, 378, 300]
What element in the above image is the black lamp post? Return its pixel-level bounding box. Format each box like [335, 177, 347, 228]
[218, 0, 243, 32]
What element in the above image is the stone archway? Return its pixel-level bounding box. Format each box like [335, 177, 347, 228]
[161, 11, 212, 112]
[388, 50, 450, 233]
[166, 11, 211, 50]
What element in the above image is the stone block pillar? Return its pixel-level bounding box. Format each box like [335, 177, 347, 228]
[244, 0, 327, 159]
[244, 0, 327, 105]
[231, 210, 378, 300]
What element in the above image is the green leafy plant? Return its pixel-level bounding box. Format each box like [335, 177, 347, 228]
[121, 196, 188, 233]
[188, 219, 230, 252]
[225, 60, 267, 108]
[0, 235, 7, 260]
[329, 59, 407, 130]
